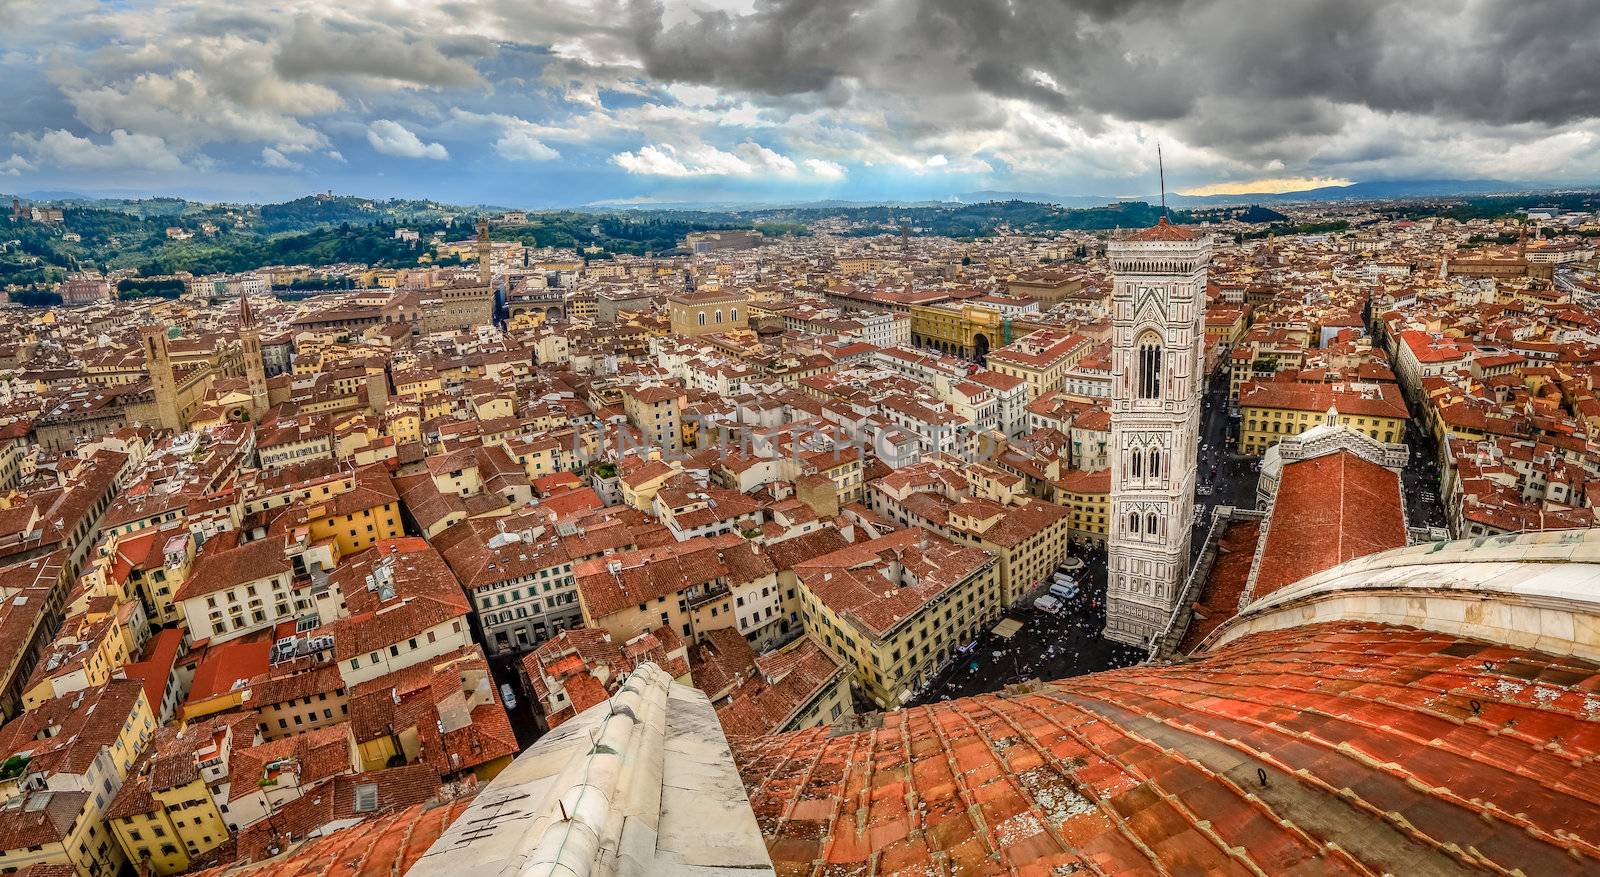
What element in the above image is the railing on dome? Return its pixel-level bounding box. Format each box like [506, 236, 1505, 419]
[1147, 505, 1267, 662]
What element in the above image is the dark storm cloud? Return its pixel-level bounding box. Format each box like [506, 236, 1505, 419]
[624, 0, 1600, 152]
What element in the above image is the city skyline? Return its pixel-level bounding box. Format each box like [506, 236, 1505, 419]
[3, 1, 1600, 206]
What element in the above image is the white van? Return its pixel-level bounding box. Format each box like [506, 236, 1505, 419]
[1049, 579, 1078, 601]
[1033, 595, 1063, 614]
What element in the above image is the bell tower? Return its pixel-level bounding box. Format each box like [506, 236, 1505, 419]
[239, 294, 269, 417]
[1104, 217, 1212, 647]
[140, 325, 184, 432]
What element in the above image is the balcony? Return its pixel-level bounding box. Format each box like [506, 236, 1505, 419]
[685, 582, 730, 609]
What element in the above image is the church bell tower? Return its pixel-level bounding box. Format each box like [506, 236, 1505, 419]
[1104, 217, 1212, 647]
[239, 294, 269, 418]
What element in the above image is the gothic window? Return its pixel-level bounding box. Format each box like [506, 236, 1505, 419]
[1130, 451, 1142, 477]
[1128, 512, 1140, 535]
[1146, 513, 1158, 536]
[1148, 449, 1161, 478]
[697, 313, 706, 327]
[1136, 332, 1162, 399]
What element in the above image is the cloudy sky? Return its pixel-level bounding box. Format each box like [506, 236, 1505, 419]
[1, 0, 1598, 207]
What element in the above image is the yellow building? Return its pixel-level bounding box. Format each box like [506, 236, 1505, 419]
[1055, 468, 1111, 543]
[301, 464, 405, 556]
[0, 680, 156, 877]
[986, 328, 1091, 401]
[21, 608, 131, 710]
[620, 386, 684, 452]
[1237, 381, 1409, 456]
[618, 456, 682, 512]
[574, 533, 774, 645]
[868, 460, 1072, 605]
[794, 529, 1001, 708]
[667, 290, 748, 336]
[107, 751, 229, 876]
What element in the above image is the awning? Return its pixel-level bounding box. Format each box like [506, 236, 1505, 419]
[992, 618, 1024, 639]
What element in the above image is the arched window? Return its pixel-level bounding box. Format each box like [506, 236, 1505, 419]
[697, 313, 706, 327]
[1148, 449, 1161, 479]
[1136, 332, 1162, 399]
[1146, 513, 1158, 536]
[715, 309, 723, 324]
[730, 308, 739, 322]
[1128, 512, 1140, 535]
[1130, 452, 1142, 477]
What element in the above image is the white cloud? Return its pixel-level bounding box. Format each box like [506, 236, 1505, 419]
[366, 120, 448, 160]
[0, 155, 33, 176]
[494, 129, 559, 162]
[11, 129, 184, 172]
[326, 150, 345, 163]
[612, 144, 702, 176]
[803, 158, 846, 180]
[260, 147, 302, 171]
[612, 140, 849, 179]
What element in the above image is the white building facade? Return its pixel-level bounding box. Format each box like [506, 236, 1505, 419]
[1104, 219, 1211, 647]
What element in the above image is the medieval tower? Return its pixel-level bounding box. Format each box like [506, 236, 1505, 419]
[140, 325, 184, 432]
[239, 294, 269, 417]
[1104, 217, 1212, 647]
[478, 217, 493, 290]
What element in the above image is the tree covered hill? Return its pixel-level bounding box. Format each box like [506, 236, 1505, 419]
[0, 191, 1377, 293]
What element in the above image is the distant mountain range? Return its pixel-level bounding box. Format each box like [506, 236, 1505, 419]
[579, 179, 1591, 213]
[955, 179, 1581, 208]
[10, 179, 1597, 218]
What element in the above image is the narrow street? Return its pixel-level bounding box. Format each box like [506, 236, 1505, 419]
[1192, 365, 1259, 557]
[1401, 417, 1450, 532]
[486, 649, 545, 751]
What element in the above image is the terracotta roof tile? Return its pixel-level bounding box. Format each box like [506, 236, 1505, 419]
[1125, 216, 1199, 242]
[1251, 452, 1408, 600]
[736, 621, 1600, 875]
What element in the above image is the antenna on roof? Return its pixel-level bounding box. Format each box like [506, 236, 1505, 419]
[1157, 141, 1167, 221]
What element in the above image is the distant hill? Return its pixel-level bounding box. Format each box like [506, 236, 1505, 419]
[955, 179, 1572, 209]
[953, 190, 1114, 208]
[1161, 179, 1548, 206]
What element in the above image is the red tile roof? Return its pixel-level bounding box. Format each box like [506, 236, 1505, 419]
[1177, 518, 1261, 652]
[1238, 380, 1409, 420]
[119, 626, 185, 712]
[1125, 216, 1198, 242]
[191, 791, 474, 877]
[186, 633, 274, 706]
[174, 531, 294, 602]
[1252, 452, 1408, 600]
[716, 636, 845, 738]
[735, 621, 1600, 875]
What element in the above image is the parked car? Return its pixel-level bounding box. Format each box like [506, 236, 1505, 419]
[1033, 595, 1064, 615]
[500, 683, 518, 710]
[1049, 579, 1078, 601]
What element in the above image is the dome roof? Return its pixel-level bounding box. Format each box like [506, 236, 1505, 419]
[737, 616, 1600, 875]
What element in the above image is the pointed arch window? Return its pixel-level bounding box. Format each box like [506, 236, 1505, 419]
[1148, 449, 1161, 479]
[1128, 512, 1141, 535]
[1130, 451, 1142, 478]
[1136, 332, 1162, 399]
[1146, 512, 1159, 537]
